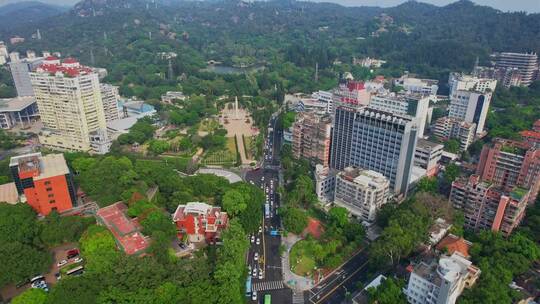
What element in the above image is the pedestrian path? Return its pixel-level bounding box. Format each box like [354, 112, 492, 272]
[253, 280, 284, 291]
[292, 292, 305, 304]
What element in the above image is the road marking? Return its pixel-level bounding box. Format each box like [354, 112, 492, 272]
[262, 215, 266, 271]
[311, 247, 365, 289]
[253, 280, 284, 291]
[311, 260, 368, 304]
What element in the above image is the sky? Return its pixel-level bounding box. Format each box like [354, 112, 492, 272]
[0, 0, 539, 13]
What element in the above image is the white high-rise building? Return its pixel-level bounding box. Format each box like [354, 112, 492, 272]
[494, 52, 538, 86]
[8, 52, 44, 97]
[448, 89, 491, 135]
[100, 84, 120, 122]
[30, 57, 110, 153]
[448, 73, 497, 96]
[394, 74, 439, 96]
[404, 253, 480, 304]
[369, 92, 430, 138]
[333, 166, 389, 224]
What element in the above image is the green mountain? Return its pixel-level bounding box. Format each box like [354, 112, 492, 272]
[0, 1, 68, 30]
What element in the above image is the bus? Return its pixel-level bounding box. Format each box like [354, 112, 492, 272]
[264, 294, 271, 304]
[245, 276, 252, 297]
[265, 203, 270, 218]
[66, 266, 84, 276]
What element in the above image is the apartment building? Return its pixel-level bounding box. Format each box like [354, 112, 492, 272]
[494, 52, 538, 86]
[520, 119, 540, 145]
[30, 57, 110, 153]
[100, 84, 120, 122]
[311, 90, 333, 113]
[404, 253, 480, 304]
[334, 167, 389, 224]
[448, 73, 497, 96]
[8, 52, 44, 96]
[448, 90, 491, 135]
[434, 117, 476, 151]
[394, 74, 439, 96]
[476, 138, 540, 203]
[369, 92, 430, 137]
[414, 139, 444, 177]
[450, 175, 529, 236]
[172, 202, 229, 244]
[314, 164, 338, 203]
[9, 152, 76, 216]
[292, 111, 332, 166]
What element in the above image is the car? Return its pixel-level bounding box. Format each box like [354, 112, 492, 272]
[251, 290, 258, 301]
[258, 226, 262, 234]
[251, 235, 255, 243]
[256, 238, 260, 245]
[30, 275, 45, 284]
[56, 259, 68, 267]
[258, 270, 264, 280]
[73, 257, 83, 263]
[252, 268, 257, 277]
[55, 272, 61, 281]
[254, 252, 259, 261]
[67, 248, 79, 259]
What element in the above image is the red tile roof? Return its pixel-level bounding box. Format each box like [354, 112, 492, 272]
[435, 234, 471, 258]
[38, 57, 93, 77]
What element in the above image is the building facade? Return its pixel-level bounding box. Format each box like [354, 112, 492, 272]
[394, 74, 439, 96]
[8, 53, 43, 96]
[30, 57, 110, 153]
[448, 73, 497, 96]
[494, 52, 538, 86]
[434, 117, 476, 151]
[292, 111, 332, 166]
[476, 138, 540, 203]
[172, 202, 229, 244]
[100, 84, 120, 122]
[334, 167, 389, 224]
[414, 139, 444, 177]
[314, 164, 338, 203]
[9, 152, 76, 216]
[369, 92, 430, 137]
[448, 90, 491, 135]
[0, 96, 39, 129]
[450, 175, 529, 236]
[404, 253, 480, 304]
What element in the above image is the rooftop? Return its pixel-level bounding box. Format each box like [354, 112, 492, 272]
[0, 96, 36, 113]
[0, 182, 19, 204]
[436, 234, 472, 258]
[36, 57, 93, 77]
[10, 152, 70, 180]
[417, 138, 444, 151]
[172, 202, 226, 222]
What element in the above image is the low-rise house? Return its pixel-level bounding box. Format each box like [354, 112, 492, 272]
[172, 202, 228, 244]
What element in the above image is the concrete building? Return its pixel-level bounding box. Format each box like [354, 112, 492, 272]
[311, 90, 333, 113]
[448, 73, 497, 96]
[314, 164, 338, 203]
[520, 119, 540, 145]
[434, 117, 476, 151]
[352, 57, 386, 68]
[100, 84, 120, 122]
[450, 175, 529, 236]
[9, 152, 76, 216]
[0, 41, 8, 59]
[334, 167, 389, 224]
[332, 80, 371, 109]
[476, 138, 540, 203]
[292, 111, 332, 166]
[448, 88, 491, 135]
[0, 96, 39, 129]
[172, 202, 229, 244]
[494, 52, 538, 86]
[404, 252, 480, 304]
[473, 65, 523, 88]
[394, 74, 438, 96]
[119, 99, 157, 118]
[414, 139, 444, 177]
[161, 91, 186, 104]
[369, 92, 430, 137]
[8, 53, 44, 96]
[30, 57, 110, 153]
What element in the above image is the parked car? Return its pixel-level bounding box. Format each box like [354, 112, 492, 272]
[258, 270, 263, 280]
[56, 259, 67, 267]
[251, 290, 257, 301]
[256, 238, 260, 245]
[73, 257, 83, 263]
[66, 248, 79, 259]
[250, 235, 255, 243]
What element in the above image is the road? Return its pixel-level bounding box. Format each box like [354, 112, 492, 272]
[244, 114, 292, 303]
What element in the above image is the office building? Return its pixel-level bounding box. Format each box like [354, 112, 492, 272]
[332, 80, 371, 108]
[331, 107, 418, 195]
[0, 96, 39, 129]
[434, 117, 476, 151]
[394, 74, 438, 96]
[334, 167, 389, 224]
[369, 92, 430, 137]
[476, 138, 540, 203]
[292, 111, 332, 166]
[30, 57, 110, 153]
[473, 65, 523, 88]
[404, 252, 480, 304]
[100, 84, 120, 122]
[448, 73, 497, 96]
[9, 152, 76, 216]
[314, 164, 338, 203]
[8, 53, 44, 96]
[96, 202, 150, 255]
[414, 139, 444, 177]
[494, 52, 538, 86]
[450, 175, 529, 236]
[172, 202, 229, 244]
[448, 89, 491, 135]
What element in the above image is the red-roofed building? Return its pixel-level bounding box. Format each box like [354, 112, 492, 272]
[96, 202, 150, 255]
[435, 234, 472, 258]
[333, 80, 371, 107]
[172, 202, 228, 244]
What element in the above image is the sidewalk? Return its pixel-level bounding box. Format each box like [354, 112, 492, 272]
[281, 234, 314, 292]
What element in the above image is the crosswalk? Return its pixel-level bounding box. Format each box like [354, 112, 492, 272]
[292, 292, 305, 304]
[253, 280, 284, 291]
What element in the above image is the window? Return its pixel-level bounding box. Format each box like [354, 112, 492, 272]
[46, 187, 53, 192]
[49, 200, 56, 204]
[48, 194, 54, 198]
[44, 181, 51, 185]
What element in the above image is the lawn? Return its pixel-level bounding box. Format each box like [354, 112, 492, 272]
[289, 240, 317, 277]
[201, 137, 238, 166]
[243, 135, 256, 160]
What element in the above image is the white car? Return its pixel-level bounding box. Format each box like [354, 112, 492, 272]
[251, 235, 255, 243]
[56, 259, 67, 267]
[258, 270, 264, 280]
[252, 268, 257, 277]
[256, 238, 260, 245]
[254, 252, 259, 261]
[73, 257, 83, 263]
[258, 226, 262, 234]
[251, 290, 257, 301]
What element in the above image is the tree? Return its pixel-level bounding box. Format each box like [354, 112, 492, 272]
[148, 140, 171, 154]
[328, 207, 349, 228]
[367, 277, 407, 304]
[221, 189, 248, 216]
[444, 139, 460, 153]
[80, 225, 121, 274]
[415, 177, 438, 194]
[281, 207, 308, 234]
[140, 210, 177, 239]
[40, 212, 95, 247]
[11, 288, 48, 304]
